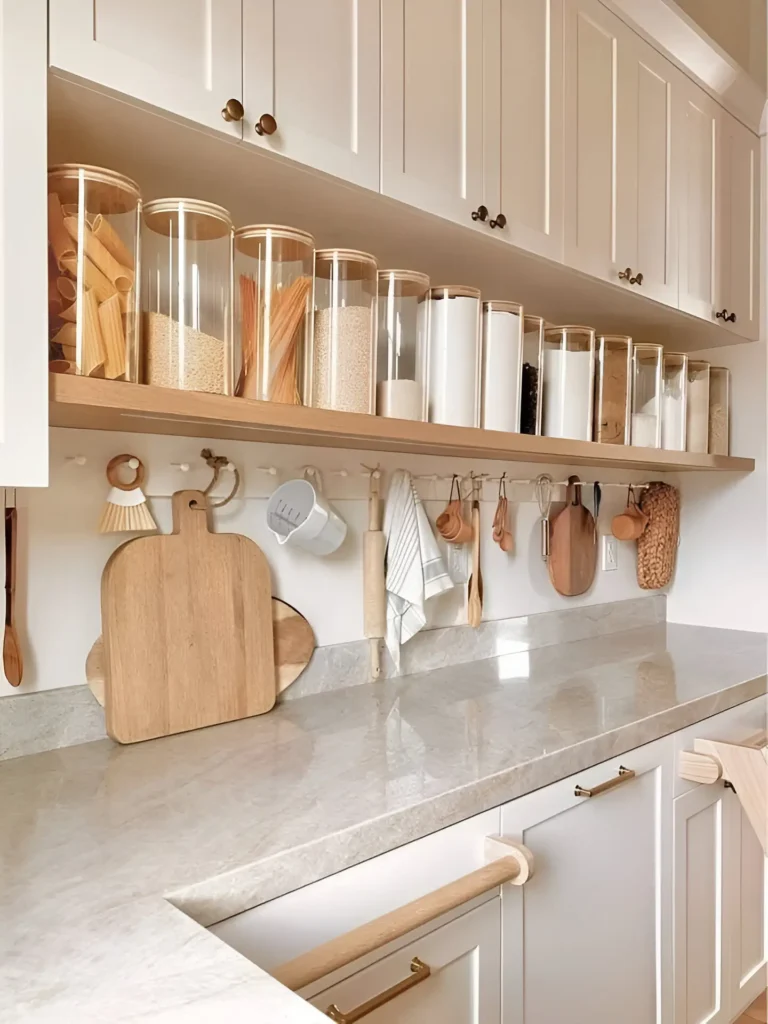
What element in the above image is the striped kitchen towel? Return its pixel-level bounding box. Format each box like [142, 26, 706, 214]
[383, 470, 454, 671]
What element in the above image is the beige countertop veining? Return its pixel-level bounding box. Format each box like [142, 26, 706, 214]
[1, 623, 765, 1021]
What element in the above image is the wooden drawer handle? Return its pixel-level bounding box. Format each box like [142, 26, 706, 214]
[325, 957, 431, 1022]
[274, 837, 534, 993]
[574, 765, 635, 798]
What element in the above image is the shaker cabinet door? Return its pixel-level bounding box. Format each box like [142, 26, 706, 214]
[615, 33, 678, 307]
[673, 784, 735, 1024]
[493, 0, 564, 261]
[242, 0, 380, 190]
[0, 0, 48, 485]
[677, 80, 718, 322]
[49, 0, 243, 137]
[501, 741, 673, 1024]
[726, 798, 768, 1017]
[381, 0, 491, 227]
[715, 111, 760, 341]
[563, 0, 625, 282]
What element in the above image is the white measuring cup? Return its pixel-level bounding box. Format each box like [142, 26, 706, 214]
[266, 473, 347, 556]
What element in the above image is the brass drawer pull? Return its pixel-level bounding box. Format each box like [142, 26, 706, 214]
[574, 765, 635, 798]
[325, 957, 431, 1022]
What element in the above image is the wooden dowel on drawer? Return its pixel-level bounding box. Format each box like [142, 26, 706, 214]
[273, 842, 533, 993]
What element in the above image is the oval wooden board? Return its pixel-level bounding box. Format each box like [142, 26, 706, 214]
[87, 597, 314, 708]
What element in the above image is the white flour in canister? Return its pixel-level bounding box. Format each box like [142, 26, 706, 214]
[312, 305, 373, 413]
[428, 295, 480, 427]
[542, 348, 592, 440]
[481, 309, 522, 432]
[661, 389, 685, 451]
[632, 412, 659, 448]
[377, 378, 423, 420]
[143, 311, 227, 393]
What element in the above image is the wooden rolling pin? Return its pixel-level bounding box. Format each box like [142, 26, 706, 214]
[364, 471, 386, 679]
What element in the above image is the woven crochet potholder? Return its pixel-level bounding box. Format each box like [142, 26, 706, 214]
[636, 482, 680, 590]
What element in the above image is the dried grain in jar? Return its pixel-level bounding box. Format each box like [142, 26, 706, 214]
[142, 198, 234, 395]
[309, 249, 377, 414]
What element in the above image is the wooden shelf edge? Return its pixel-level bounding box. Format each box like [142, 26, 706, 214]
[48, 375, 755, 474]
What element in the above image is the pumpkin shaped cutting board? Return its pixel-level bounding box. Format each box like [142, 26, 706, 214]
[548, 476, 597, 597]
[102, 490, 275, 744]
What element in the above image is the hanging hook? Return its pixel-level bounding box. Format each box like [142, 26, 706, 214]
[498, 472, 507, 500]
[200, 448, 240, 508]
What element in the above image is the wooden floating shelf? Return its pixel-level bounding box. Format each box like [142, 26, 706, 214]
[49, 375, 755, 474]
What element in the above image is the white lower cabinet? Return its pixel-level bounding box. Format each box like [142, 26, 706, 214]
[306, 899, 501, 1023]
[500, 739, 673, 1023]
[209, 700, 766, 1023]
[673, 783, 731, 1024]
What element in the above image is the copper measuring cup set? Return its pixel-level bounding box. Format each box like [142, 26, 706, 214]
[436, 474, 513, 551]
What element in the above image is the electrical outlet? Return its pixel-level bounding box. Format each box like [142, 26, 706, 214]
[601, 534, 618, 572]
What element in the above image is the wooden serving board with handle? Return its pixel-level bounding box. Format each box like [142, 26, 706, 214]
[87, 598, 314, 708]
[101, 489, 276, 743]
[548, 476, 597, 597]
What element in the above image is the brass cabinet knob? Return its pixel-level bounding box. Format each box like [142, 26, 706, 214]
[489, 213, 507, 229]
[221, 98, 245, 122]
[716, 308, 737, 323]
[254, 113, 278, 136]
[471, 205, 488, 223]
[618, 267, 643, 286]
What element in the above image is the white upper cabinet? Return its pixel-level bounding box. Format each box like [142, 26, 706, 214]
[0, 0, 48, 486]
[242, 0, 380, 190]
[563, 0, 623, 282]
[49, 0, 243, 138]
[615, 33, 678, 306]
[501, 741, 673, 1024]
[490, 0, 564, 260]
[564, 0, 676, 304]
[381, 0, 491, 226]
[677, 80, 718, 322]
[715, 111, 760, 340]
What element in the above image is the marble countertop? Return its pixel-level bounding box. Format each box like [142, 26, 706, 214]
[2, 623, 765, 1022]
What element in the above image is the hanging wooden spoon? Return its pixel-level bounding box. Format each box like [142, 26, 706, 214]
[3, 498, 22, 686]
[467, 478, 483, 627]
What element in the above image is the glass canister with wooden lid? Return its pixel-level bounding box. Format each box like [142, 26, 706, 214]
[141, 199, 234, 395]
[426, 285, 482, 428]
[520, 314, 544, 435]
[376, 269, 430, 421]
[234, 225, 314, 404]
[481, 300, 523, 432]
[309, 249, 378, 414]
[47, 164, 141, 380]
[631, 343, 663, 448]
[593, 335, 631, 445]
[542, 326, 596, 441]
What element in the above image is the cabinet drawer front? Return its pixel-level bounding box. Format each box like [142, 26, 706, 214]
[307, 899, 501, 1023]
[674, 696, 767, 797]
[209, 808, 500, 974]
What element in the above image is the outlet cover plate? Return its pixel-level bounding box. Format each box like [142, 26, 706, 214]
[601, 534, 618, 571]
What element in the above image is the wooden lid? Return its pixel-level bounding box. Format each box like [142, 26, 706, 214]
[144, 198, 233, 240]
[483, 300, 523, 315]
[427, 285, 482, 300]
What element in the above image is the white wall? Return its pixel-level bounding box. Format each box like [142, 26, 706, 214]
[2, 427, 666, 697]
[668, 340, 768, 631]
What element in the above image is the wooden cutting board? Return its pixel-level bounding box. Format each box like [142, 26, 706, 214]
[87, 599, 314, 708]
[548, 476, 597, 597]
[101, 489, 275, 744]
